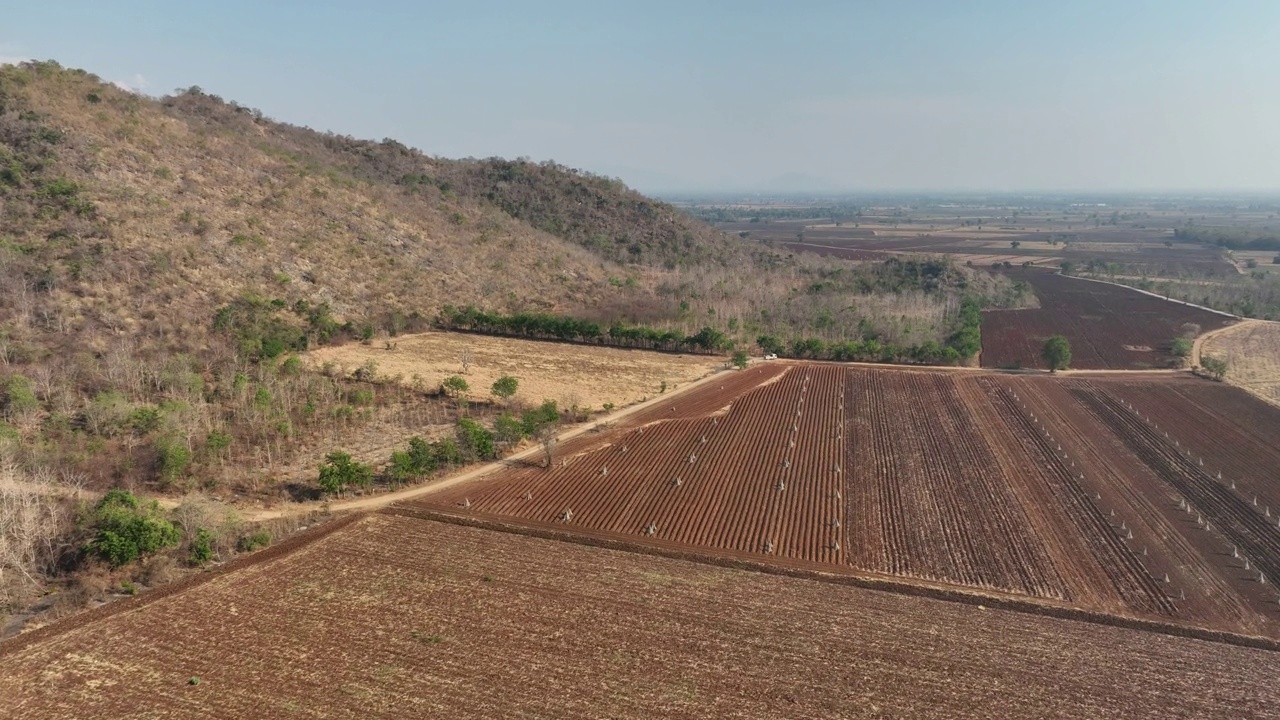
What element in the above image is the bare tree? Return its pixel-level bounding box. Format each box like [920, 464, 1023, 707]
[0, 461, 75, 609]
[460, 347, 474, 375]
[539, 431, 557, 468]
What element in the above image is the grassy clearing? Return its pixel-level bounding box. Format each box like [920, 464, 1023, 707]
[307, 331, 721, 412]
[1201, 320, 1280, 407]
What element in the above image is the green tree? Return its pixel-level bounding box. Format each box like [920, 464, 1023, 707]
[189, 528, 215, 566]
[494, 412, 525, 449]
[155, 435, 192, 486]
[756, 335, 785, 356]
[1042, 335, 1072, 373]
[1200, 355, 1228, 381]
[84, 489, 181, 568]
[317, 451, 373, 495]
[1170, 337, 1193, 358]
[456, 418, 496, 462]
[406, 436, 439, 474]
[520, 400, 560, 437]
[491, 375, 519, 404]
[442, 375, 469, 398]
[1, 374, 39, 420]
[387, 450, 419, 485]
[731, 350, 749, 370]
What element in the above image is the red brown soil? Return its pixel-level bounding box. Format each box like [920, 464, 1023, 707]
[981, 269, 1235, 369]
[2, 513, 1276, 719]
[419, 363, 1280, 640]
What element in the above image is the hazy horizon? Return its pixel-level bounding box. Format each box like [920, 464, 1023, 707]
[5, 1, 1279, 195]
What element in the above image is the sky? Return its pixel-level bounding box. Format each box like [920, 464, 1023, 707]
[3, 1, 1280, 194]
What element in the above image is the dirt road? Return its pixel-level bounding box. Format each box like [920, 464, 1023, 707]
[1193, 318, 1261, 366]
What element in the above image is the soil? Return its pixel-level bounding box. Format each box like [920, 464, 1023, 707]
[2, 513, 1276, 719]
[415, 363, 1280, 639]
[981, 269, 1235, 370]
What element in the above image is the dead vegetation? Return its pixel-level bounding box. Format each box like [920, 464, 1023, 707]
[1201, 320, 1280, 407]
[306, 330, 720, 412]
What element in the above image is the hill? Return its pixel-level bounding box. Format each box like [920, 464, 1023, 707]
[0, 60, 1032, 593]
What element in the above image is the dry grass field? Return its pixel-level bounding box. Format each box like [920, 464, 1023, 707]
[2, 513, 1277, 719]
[306, 331, 722, 411]
[1201, 320, 1280, 407]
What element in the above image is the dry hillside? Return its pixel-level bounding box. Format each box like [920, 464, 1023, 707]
[0, 61, 1035, 619]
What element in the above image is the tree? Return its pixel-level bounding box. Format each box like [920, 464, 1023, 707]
[317, 451, 372, 496]
[490, 376, 519, 404]
[1042, 335, 1071, 373]
[1170, 337, 1193, 359]
[455, 418, 496, 462]
[756, 335, 785, 356]
[520, 400, 560, 468]
[731, 350, 748, 370]
[442, 375, 469, 398]
[188, 528, 214, 566]
[494, 413, 525, 449]
[1, 375, 39, 421]
[1201, 355, 1228, 381]
[84, 489, 181, 568]
[1010, 240, 1021, 249]
[459, 348, 474, 374]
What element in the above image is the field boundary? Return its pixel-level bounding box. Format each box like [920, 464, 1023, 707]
[387, 506, 1280, 653]
[0, 512, 364, 658]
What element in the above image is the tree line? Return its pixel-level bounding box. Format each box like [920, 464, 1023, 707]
[436, 305, 731, 353]
[753, 296, 983, 365]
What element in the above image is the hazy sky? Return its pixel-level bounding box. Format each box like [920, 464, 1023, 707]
[4, 1, 1279, 193]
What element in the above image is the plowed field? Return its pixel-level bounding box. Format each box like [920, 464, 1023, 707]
[981, 269, 1234, 369]
[419, 363, 1280, 639]
[3, 514, 1276, 719]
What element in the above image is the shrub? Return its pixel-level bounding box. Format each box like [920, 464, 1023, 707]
[317, 451, 373, 495]
[491, 375, 519, 403]
[456, 418, 496, 462]
[237, 530, 272, 552]
[84, 489, 181, 568]
[1201, 355, 1228, 381]
[128, 405, 163, 435]
[155, 435, 192, 485]
[520, 400, 560, 436]
[189, 528, 214, 566]
[442, 375, 469, 397]
[206, 429, 232, 454]
[405, 436, 438, 474]
[387, 449, 419, 484]
[280, 355, 303, 376]
[494, 413, 524, 447]
[1, 374, 39, 420]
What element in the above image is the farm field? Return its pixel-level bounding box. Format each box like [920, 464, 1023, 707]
[723, 216, 1237, 277]
[2, 513, 1277, 720]
[1201, 320, 1280, 407]
[980, 269, 1235, 369]
[419, 363, 1280, 639]
[306, 330, 721, 411]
